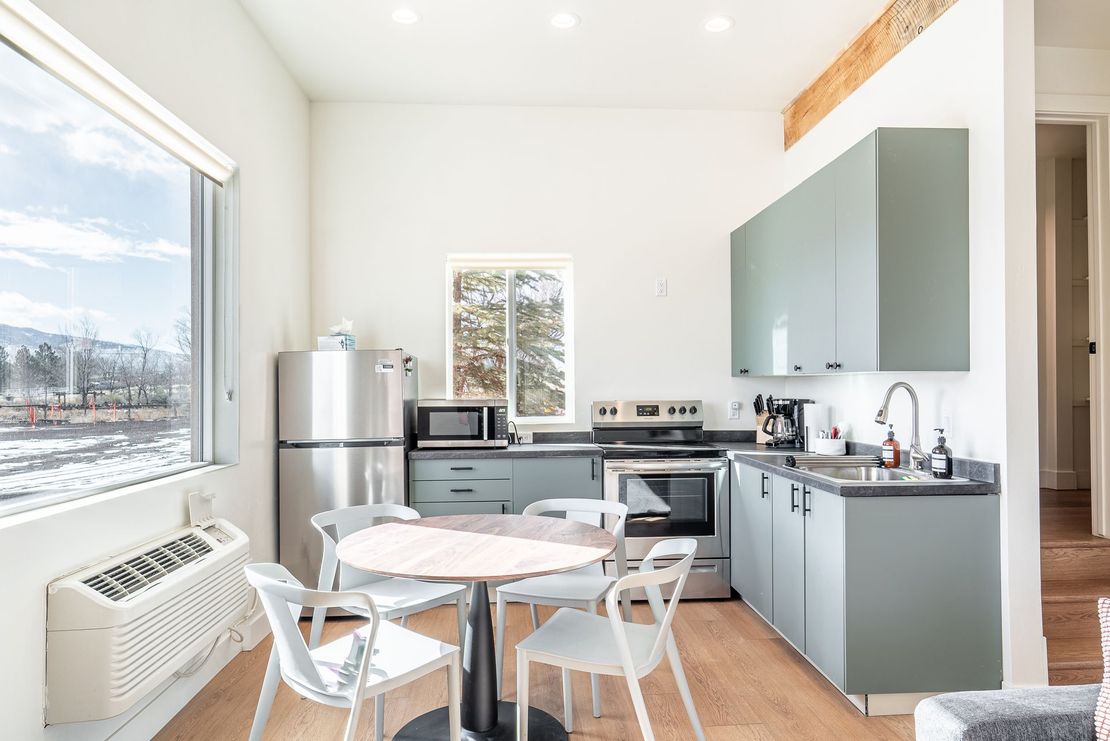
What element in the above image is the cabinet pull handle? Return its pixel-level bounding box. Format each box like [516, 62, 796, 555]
[449, 488, 474, 493]
[833, 362, 842, 370]
[803, 486, 812, 515]
[501, 503, 508, 514]
[790, 484, 799, 513]
[793, 364, 802, 372]
[760, 473, 768, 499]
[591, 457, 597, 480]
[449, 466, 474, 471]
[825, 362, 833, 370]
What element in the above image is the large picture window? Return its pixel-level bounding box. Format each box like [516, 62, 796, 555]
[447, 256, 574, 423]
[0, 38, 219, 511]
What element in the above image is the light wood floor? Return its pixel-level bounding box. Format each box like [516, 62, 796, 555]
[1040, 488, 1109, 684]
[155, 599, 915, 740]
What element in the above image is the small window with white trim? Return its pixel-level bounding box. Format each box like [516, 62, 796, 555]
[447, 256, 574, 424]
[0, 16, 237, 515]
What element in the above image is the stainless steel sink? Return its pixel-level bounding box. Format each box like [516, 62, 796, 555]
[794, 464, 965, 483]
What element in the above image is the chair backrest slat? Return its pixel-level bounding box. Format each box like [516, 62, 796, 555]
[246, 563, 380, 697]
[606, 538, 697, 670]
[312, 504, 420, 590]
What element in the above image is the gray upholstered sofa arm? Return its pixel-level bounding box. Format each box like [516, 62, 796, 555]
[914, 684, 1098, 740]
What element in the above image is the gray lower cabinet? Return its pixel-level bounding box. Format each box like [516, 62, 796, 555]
[730, 462, 1002, 697]
[409, 455, 602, 518]
[413, 501, 510, 517]
[802, 484, 846, 690]
[730, 127, 970, 376]
[512, 456, 602, 514]
[771, 475, 805, 652]
[729, 462, 773, 619]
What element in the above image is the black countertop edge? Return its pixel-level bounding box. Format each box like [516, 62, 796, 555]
[409, 444, 601, 460]
[722, 442, 1000, 497]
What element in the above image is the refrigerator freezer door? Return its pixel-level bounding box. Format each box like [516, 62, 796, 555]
[279, 442, 406, 586]
[278, 350, 409, 442]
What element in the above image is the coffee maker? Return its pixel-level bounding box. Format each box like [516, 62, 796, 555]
[760, 398, 814, 449]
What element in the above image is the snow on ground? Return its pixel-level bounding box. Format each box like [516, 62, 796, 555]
[0, 422, 192, 499]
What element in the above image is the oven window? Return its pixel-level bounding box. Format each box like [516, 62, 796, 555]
[618, 473, 715, 538]
[426, 410, 483, 438]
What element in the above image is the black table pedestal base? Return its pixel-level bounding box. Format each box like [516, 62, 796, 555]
[394, 700, 567, 741]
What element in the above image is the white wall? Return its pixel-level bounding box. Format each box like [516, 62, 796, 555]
[779, 0, 1044, 686]
[0, 1, 310, 738]
[1037, 46, 1110, 97]
[310, 103, 787, 430]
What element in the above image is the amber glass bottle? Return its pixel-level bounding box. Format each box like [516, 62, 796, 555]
[881, 424, 901, 469]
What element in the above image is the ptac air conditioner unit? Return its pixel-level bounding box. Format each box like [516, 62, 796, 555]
[45, 518, 250, 724]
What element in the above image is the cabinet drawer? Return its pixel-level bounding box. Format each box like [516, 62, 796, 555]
[411, 458, 512, 481]
[413, 501, 511, 517]
[410, 479, 513, 503]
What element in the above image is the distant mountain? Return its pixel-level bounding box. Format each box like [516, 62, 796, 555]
[0, 323, 182, 360]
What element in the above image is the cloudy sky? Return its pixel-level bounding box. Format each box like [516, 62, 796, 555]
[0, 40, 192, 350]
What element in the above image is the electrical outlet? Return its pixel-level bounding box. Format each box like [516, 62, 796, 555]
[728, 401, 741, 420]
[655, 278, 668, 297]
[519, 431, 534, 444]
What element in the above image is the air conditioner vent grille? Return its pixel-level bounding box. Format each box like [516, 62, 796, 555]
[82, 534, 214, 601]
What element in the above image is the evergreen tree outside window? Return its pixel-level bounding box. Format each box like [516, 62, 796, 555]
[448, 257, 574, 423]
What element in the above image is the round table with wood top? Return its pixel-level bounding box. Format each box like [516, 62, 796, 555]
[335, 513, 616, 741]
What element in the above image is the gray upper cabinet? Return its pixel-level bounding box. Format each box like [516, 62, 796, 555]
[729, 462, 773, 620]
[732, 199, 792, 376]
[785, 166, 837, 375]
[511, 456, 602, 515]
[730, 127, 969, 376]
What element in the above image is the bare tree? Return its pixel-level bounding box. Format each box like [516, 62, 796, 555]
[132, 329, 158, 406]
[67, 316, 102, 408]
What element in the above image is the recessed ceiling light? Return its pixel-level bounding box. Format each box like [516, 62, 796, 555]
[549, 12, 581, 29]
[704, 15, 735, 33]
[391, 8, 421, 24]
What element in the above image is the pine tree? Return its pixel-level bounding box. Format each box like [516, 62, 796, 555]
[0, 345, 9, 394]
[13, 345, 32, 402]
[31, 342, 61, 407]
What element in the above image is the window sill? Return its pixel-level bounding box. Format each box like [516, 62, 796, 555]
[0, 462, 234, 529]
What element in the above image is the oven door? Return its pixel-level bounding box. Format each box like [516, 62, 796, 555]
[604, 458, 728, 559]
[417, 403, 500, 447]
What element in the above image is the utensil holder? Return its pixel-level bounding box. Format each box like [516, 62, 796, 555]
[813, 438, 847, 456]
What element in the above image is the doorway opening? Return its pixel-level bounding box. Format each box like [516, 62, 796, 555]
[1036, 120, 1107, 685]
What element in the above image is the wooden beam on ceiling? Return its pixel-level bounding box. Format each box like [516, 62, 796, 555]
[782, 0, 960, 149]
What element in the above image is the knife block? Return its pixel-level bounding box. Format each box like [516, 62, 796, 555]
[755, 412, 773, 445]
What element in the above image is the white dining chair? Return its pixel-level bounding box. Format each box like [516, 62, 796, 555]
[308, 503, 467, 652]
[513, 538, 704, 741]
[495, 498, 631, 727]
[245, 563, 461, 741]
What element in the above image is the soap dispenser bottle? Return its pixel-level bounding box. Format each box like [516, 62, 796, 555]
[881, 424, 900, 468]
[931, 428, 953, 479]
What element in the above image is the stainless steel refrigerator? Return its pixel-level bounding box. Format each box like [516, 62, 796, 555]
[277, 349, 418, 586]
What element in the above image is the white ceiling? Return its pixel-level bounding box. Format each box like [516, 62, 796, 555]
[1035, 0, 1110, 49]
[238, 0, 890, 109]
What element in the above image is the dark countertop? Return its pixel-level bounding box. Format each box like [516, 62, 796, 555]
[409, 444, 602, 460]
[723, 442, 1000, 497]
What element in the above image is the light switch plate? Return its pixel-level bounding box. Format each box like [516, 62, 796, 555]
[655, 278, 668, 297]
[728, 401, 741, 420]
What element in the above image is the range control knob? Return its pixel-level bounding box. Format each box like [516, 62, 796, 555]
[598, 406, 607, 416]
[689, 405, 698, 415]
[668, 406, 677, 415]
[678, 406, 687, 415]
[609, 406, 618, 416]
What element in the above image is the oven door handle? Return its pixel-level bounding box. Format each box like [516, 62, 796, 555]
[606, 466, 726, 475]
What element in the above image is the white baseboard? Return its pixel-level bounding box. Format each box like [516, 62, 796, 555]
[1041, 468, 1079, 490]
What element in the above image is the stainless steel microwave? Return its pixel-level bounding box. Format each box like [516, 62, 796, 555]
[416, 399, 510, 448]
